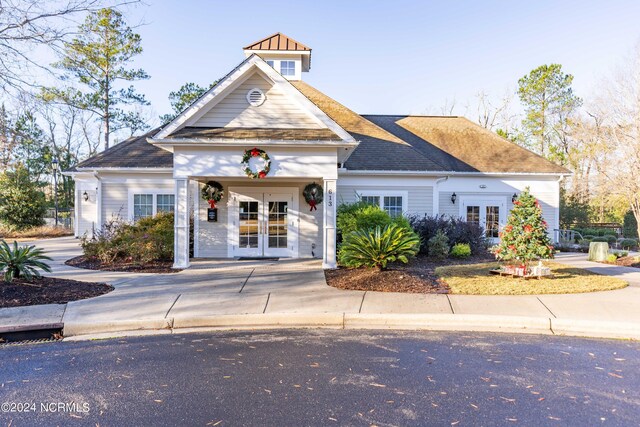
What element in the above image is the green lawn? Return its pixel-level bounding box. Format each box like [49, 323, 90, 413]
[436, 261, 628, 295]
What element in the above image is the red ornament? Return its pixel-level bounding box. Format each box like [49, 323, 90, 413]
[258, 171, 267, 179]
[504, 225, 513, 233]
[509, 245, 516, 251]
[250, 148, 260, 157]
[523, 224, 533, 233]
[208, 199, 216, 209]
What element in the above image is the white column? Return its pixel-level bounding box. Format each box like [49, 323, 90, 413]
[73, 186, 80, 237]
[322, 179, 337, 269]
[173, 178, 190, 269]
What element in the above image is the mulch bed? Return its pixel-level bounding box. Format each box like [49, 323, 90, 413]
[325, 254, 493, 294]
[0, 276, 113, 308]
[606, 256, 640, 268]
[65, 256, 179, 273]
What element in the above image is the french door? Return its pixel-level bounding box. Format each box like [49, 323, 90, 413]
[232, 190, 297, 258]
[460, 198, 507, 243]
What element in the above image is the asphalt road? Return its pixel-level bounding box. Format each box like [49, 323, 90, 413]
[0, 330, 638, 426]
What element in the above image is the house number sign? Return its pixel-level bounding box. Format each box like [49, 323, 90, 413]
[327, 189, 333, 207]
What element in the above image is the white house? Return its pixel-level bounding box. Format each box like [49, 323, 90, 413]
[66, 33, 570, 269]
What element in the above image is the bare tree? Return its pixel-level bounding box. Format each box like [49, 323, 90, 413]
[592, 44, 640, 236]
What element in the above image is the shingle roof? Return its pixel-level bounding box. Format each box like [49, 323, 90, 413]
[69, 128, 172, 170]
[167, 127, 341, 141]
[291, 81, 570, 174]
[243, 33, 311, 51]
[69, 82, 570, 175]
[290, 81, 447, 171]
[390, 116, 570, 174]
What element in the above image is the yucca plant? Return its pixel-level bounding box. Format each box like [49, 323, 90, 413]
[338, 224, 420, 270]
[0, 240, 52, 282]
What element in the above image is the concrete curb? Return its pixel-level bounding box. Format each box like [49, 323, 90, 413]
[343, 313, 553, 335]
[551, 318, 640, 340]
[59, 312, 640, 342]
[0, 323, 64, 334]
[63, 318, 171, 337]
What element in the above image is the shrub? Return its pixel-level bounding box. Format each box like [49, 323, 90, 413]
[81, 212, 175, 264]
[428, 229, 450, 259]
[450, 243, 471, 258]
[0, 165, 47, 231]
[619, 238, 638, 250]
[578, 239, 591, 246]
[591, 236, 608, 243]
[338, 224, 420, 270]
[337, 202, 411, 241]
[603, 230, 618, 237]
[0, 240, 52, 282]
[612, 250, 628, 258]
[606, 254, 618, 263]
[623, 211, 638, 238]
[604, 235, 617, 244]
[582, 235, 595, 241]
[408, 214, 486, 255]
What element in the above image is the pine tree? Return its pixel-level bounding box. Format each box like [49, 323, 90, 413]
[492, 188, 554, 273]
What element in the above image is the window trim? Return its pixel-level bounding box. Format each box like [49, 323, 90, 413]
[127, 190, 175, 222]
[357, 190, 408, 216]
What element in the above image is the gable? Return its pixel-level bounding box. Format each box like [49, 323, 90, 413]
[188, 70, 322, 129]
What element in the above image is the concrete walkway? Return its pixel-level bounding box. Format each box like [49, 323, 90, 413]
[2, 237, 640, 340]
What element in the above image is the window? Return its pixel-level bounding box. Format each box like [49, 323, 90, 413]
[485, 206, 500, 238]
[358, 191, 407, 218]
[157, 194, 175, 213]
[266, 60, 274, 68]
[133, 194, 153, 221]
[280, 61, 295, 76]
[383, 196, 403, 218]
[361, 196, 380, 206]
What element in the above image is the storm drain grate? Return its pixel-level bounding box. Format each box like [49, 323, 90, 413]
[0, 328, 63, 346]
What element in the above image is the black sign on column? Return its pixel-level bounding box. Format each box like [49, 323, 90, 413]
[207, 208, 218, 222]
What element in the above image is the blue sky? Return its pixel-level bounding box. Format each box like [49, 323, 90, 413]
[125, 0, 640, 120]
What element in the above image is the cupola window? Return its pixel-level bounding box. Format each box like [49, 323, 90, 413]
[280, 61, 295, 76]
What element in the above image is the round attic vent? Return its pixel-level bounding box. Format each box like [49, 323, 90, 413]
[246, 88, 266, 106]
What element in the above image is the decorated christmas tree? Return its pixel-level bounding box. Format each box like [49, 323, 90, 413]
[492, 188, 554, 274]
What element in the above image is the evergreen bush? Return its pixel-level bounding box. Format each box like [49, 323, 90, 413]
[427, 230, 450, 259]
[338, 224, 420, 270]
[450, 243, 471, 258]
[0, 166, 47, 231]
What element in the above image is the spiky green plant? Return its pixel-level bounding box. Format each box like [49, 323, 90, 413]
[338, 224, 420, 270]
[0, 240, 52, 282]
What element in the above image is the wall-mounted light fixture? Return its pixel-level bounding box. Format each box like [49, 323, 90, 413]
[512, 193, 518, 203]
[451, 192, 457, 204]
[83, 191, 89, 202]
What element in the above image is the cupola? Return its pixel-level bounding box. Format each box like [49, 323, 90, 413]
[243, 32, 311, 81]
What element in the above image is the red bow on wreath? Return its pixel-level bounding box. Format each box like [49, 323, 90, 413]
[308, 199, 317, 211]
[208, 199, 217, 209]
[250, 148, 261, 157]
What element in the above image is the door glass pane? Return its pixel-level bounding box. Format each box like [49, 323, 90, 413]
[239, 201, 259, 248]
[268, 201, 288, 248]
[466, 206, 480, 225]
[485, 206, 500, 238]
[157, 194, 175, 213]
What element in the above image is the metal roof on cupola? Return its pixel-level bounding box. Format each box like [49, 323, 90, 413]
[243, 32, 312, 76]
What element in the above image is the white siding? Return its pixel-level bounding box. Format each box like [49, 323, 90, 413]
[191, 72, 321, 129]
[197, 180, 323, 259]
[337, 185, 433, 217]
[102, 179, 175, 223]
[437, 176, 560, 236]
[336, 175, 436, 217]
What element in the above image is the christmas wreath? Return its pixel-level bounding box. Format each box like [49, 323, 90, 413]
[201, 180, 224, 209]
[241, 147, 271, 179]
[303, 182, 324, 211]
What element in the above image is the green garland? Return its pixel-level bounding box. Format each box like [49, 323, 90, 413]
[241, 147, 271, 179]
